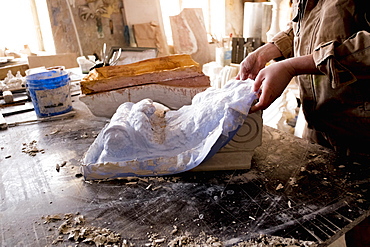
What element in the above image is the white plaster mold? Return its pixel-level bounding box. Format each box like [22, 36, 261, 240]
[82, 79, 261, 180]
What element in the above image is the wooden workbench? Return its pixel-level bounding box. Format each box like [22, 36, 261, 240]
[0, 59, 29, 80]
[0, 96, 369, 246]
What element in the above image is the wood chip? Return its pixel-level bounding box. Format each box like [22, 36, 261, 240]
[276, 183, 284, 190]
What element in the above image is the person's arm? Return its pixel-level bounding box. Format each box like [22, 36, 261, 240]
[237, 23, 295, 81]
[269, 23, 295, 59]
[284, 54, 321, 77]
[250, 54, 321, 113]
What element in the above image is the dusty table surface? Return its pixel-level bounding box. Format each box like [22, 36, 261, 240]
[0, 97, 369, 247]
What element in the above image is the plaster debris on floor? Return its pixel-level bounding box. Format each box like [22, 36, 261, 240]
[21, 140, 44, 156]
[42, 213, 122, 246]
[234, 234, 318, 247]
[41, 212, 320, 247]
[56, 161, 67, 172]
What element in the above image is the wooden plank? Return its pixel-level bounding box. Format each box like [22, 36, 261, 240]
[6, 110, 76, 128]
[122, 0, 169, 55]
[0, 91, 29, 106]
[1, 104, 34, 117]
[133, 22, 169, 57]
[170, 8, 212, 67]
[0, 63, 29, 80]
[89, 54, 200, 78]
[0, 112, 7, 130]
[27, 53, 79, 69]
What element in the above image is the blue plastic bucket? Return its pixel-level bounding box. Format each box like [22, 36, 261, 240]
[26, 70, 72, 118]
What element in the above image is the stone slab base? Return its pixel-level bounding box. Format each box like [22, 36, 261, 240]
[193, 111, 262, 171]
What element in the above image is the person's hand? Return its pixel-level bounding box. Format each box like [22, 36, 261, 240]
[249, 54, 319, 113]
[236, 43, 283, 80]
[250, 60, 295, 113]
[236, 51, 267, 80]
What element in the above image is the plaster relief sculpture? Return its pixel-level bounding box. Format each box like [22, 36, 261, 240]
[82, 79, 257, 180]
[0, 70, 26, 91]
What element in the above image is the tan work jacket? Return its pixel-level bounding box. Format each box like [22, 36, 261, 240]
[271, 0, 370, 154]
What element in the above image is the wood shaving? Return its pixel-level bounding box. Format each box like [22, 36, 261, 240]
[152, 186, 162, 191]
[276, 183, 284, 190]
[48, 129, 60, 135]
[170, 225, 178, 235]
[125, 182, 138, 185]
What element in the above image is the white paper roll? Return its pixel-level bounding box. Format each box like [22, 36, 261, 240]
[243, 2, 273, 42]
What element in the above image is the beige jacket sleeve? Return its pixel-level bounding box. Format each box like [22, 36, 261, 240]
[270, 23, 295, 59]
[313, 31, 370, 88]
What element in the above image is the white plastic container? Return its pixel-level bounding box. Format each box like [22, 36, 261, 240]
[77, 56, 95, 74]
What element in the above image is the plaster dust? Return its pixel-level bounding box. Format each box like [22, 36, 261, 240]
[234, 234, 318, 247]
[166, 233, 318, 247]
[82, 79, 257, 180]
